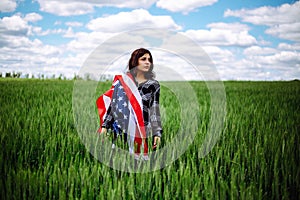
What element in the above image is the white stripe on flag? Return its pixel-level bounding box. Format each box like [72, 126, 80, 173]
[122, 73, 143, 109]
[128, 103, 136, 154]
[102, 95, 111, 120]
[122, 73, 144, 137]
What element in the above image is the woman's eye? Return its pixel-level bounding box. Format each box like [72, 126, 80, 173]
[141, 58, 146, 61]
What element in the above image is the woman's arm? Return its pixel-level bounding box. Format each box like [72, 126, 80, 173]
[150, 82, 163, 138]
[101, 81, 121, 131]
[101, 105, 113, 129]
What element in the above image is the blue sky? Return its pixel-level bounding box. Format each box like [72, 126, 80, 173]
[0, 0, 299, 80]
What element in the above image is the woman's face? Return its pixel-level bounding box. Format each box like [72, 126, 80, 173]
[136, 53, 151, 74]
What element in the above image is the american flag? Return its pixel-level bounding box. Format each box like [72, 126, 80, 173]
[96, 73, 148, 155]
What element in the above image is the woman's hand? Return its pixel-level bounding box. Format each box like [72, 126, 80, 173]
[100, 127, 107, 135]
[153, 136, 161, 150]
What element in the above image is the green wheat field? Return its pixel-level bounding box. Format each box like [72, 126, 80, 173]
[0, 78, 299, 199]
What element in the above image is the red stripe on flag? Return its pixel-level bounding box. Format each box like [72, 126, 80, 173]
[96, 79, 116, 132]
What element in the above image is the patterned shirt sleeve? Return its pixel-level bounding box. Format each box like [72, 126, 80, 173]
[101, 105, 113, 129]
[150, 81, 163, 137]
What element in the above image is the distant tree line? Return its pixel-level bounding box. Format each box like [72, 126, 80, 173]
[1, 72, 22, 78]
[0, 71, 114, 81]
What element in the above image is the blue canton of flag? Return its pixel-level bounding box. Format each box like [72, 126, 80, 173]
[111, 83, 130, 134]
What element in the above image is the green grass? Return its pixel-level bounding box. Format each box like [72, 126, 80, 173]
[0, 78, 299, 199]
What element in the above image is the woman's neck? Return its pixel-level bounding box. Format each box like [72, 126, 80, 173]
[135, 71, 147, 83]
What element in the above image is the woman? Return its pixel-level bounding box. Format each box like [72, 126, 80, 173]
[98, 48, 163, 160]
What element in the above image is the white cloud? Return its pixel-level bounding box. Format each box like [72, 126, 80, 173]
[207, 22, 250, 31]
[0, 37, 61, 56]
[0, 0, 17, 12]
[231, 45, 300, 80]
[86, 9, 182, 32]
[183, 23, 257, 46]
[65, 21, 83, 27]
[37, 0, 94, 16]
[278, 43, 300, 51]
[156, 0, 217, 14]
[214, 55, 300, 81]
[256, 51, 300, 65]
[54, 21, 62, 26]
[65, 31, 114, 53]
[224, 1, 300, 26]
[221, 1, 300, 79]
[98, 0, 156, 9]
[224, 1, 300, 42]
[0, 14, 50, 39]
[0, 36, 63, 76]
[265, 22, 300, 42]
[24, 13, 43, 23]
[37, 0, 157, 16]
[0, 14, 73, 38]
[32, 27, 69, 36]
[243, 46, 277, 56]
[1, 15, 29, 32]
[202, 45, 234, 63]
[0, 14, 71, 77]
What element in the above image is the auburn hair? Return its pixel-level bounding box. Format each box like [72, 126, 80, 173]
[128, 48, 155, 79]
